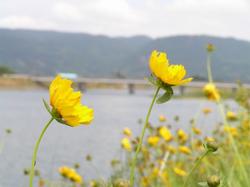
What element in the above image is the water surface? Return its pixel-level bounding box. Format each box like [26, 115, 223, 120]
[0, 89, 234, 187]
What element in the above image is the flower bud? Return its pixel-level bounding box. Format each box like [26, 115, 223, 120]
[206, 141, 219, 152]
[86, 154, 92, 161]
[207, 175, 220, 187]
[74, 163, 80, 169]
[23, 168, 30, 175]
[5, 128, 12, 134]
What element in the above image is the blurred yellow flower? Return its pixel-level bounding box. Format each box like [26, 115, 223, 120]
[159, 126, 172, 142]
[49, 75, 94, 127]
[121, 138, 132, 151]
[68, 172, 83, 184]
[207, 43, 215, 52]
[167, 145, 177, 154]
[192, 127, 202, 135]
[179, 146, 192, 155]
[205, 136, 215, 142]
[147, 136, 160, 146]
[203, 108, 212, 115]
[59, 166, 71, 178]
[89, 180, 99, 187]
[177, 129, 188, 143]
[193, 139, 203, 150]
[226, 111, 238, 121]
[140, 176, 150, 187]
[173, 167, 187, 177]
[151, 167, 160, 177]
[203, 83, 220, 101]
[224, 126, 238, 137]
[58, 166, 83, 184]
[159, 114, 167, 122]
[123, 127, 132, 137]
[149, 50, 192, 86]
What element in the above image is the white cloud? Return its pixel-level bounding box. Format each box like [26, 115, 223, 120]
[0, 0, 249, 40]
[53, 2, 83, 21]
[0, 16, 56, 29]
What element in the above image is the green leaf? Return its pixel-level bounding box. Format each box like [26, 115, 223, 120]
[43, 99, 52, 115]
[156, 87, 173, 104]
[160, 82, 174, 91]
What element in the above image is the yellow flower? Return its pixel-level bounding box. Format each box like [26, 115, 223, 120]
[192, 127, 202, 135]
[178, 146, 191, 155]
[121, 138, 132, 151]
[147, 136, 160, 146]
[203, 83, 220, 101]
[226, 111, 238, 121]
[177, 129, 188, 143]
[159, 114, 166, 122]
[49, 75, 94, 126]
[173, 167, 187, 177]
[89, 180, 99, 187]
[203, 108, 212, 115]
[68, 171, 83, 184]
[224, 126, 238, 137]
[207, 43, 215, 52]
[193, 139, 203, 150]
[58, 166, 83, 184]
[140, 176, 150, 187]
[123, 127, 132, 137]
[149, 50, 192, 86]
[58, 166, 71, 178]
[167, 145, 177, 154]
[205, 136, 215, 142]
[159, 126, 172, 142]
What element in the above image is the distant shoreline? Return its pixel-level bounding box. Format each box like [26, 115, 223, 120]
[0, 75, 39, 90]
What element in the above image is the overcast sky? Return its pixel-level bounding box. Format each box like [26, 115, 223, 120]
[1, 0, 250, 40]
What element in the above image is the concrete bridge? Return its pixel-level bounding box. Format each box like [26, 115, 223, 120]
[29, 76, 250, 95]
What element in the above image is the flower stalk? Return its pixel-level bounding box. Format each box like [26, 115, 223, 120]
[29, 117, 54, 187]
[205, 44, 249, 186]
[206, 52, 213, 83]
[129, 86, 160, 186]
[183, 149, 211, 187]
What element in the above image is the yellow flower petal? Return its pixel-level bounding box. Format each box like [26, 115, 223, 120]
[49, 75, 94, 127]
[149, 50, 192, 86]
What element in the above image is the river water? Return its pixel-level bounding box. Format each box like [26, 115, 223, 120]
[0, 89, 235, 187]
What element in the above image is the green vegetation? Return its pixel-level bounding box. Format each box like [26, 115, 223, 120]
[0, 65, 14, 75]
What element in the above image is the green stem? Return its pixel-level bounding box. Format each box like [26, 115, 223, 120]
[218, 103, 249, 185]
[183, 150, 210, 187]
[129, 87, 160, 186]
[29, 117, 54, 187]
[206, 52, 213, 83]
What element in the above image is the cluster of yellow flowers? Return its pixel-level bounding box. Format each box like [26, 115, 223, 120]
[58, 166, 83, 184]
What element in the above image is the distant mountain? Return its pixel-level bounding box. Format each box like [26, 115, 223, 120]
[0, 28, 250, 82]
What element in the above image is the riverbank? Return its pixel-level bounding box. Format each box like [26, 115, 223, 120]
[0, 75, 39, 89]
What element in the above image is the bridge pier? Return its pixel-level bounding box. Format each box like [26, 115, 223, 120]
[179, 86, 185, 96]
[128, 83, 135, 95]
[77, 82, 87, 92]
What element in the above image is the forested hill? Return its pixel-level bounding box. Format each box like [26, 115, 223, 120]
[0, 28, 250, 82]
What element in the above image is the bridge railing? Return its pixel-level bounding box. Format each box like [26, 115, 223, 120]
[28, 76, 250, 95]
